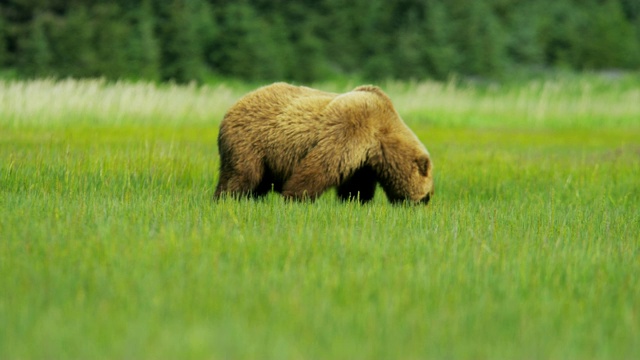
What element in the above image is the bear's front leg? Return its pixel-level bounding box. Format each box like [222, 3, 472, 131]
[281, 171, 334, 201]
[337, 166, 377, 203]
[281, 136, 370, 201]
[281, 149, 338, 201]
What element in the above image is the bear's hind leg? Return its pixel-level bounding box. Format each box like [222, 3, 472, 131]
[337, 166, 377, 203]
[214, 158, 265, 199]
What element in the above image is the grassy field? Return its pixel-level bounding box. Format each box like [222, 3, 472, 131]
[1, 76, 639, 359]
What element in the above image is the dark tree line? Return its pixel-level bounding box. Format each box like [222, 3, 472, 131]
[1, 0, 639, 83]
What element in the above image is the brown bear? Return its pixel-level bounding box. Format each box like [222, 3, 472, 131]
[214, 82, 434, 204]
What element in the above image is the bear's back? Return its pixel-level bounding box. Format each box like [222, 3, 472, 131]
[220, 83, 341, 141]
[224, 83, 336, 123]
[219, 84, 342, 178]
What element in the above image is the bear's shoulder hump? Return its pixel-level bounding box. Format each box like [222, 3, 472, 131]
[352, 85, 395, 108]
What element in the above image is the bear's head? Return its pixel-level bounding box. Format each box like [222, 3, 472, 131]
[371, 127, 434, 205]
[352, 85, 434, 204]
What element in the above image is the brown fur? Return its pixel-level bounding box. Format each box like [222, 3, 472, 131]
[214, 82, 434, 204]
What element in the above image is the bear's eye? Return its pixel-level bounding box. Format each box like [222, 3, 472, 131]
[416, 157, 430, 177]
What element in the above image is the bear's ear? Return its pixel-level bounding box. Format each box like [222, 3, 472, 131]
[416, 156, 430, 177]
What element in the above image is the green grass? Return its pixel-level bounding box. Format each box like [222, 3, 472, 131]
[1, 78, 639, 359]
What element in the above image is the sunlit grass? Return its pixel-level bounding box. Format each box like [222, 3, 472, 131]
[0, 79, 237, 128]
[2, 74, 639, 129]
[1, 78, 639, 359]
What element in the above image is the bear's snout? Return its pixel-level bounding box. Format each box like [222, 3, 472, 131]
[422, 182, 434, 205]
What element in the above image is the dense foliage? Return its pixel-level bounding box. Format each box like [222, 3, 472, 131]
[1, 0, 639, 82]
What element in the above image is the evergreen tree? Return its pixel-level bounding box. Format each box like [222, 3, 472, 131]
[126, 0, 161, 81]
[266, 14, 295, 80]
[292, 21, 328, 82]
[578, 0, 640, 69]
[213, 2, 291, 81]
[503, 1, 544, 68]
[286, 3, 329, 82]
[449, 0, 507, 77]
[92, 3, 130, 79]
[619, 0, 640, 42]
[17, 12, 53, 77]
[46, 5, 97, 77]
[0, 11, 7, 67]
[539, 0, 587, 69]
[156, 0, 211, 82]
[1, 0, 639, 82]
[319, 0, 389, 78]
[358, 0, 394, 80]
[422, 0, 459, 79]
[394, 11, 428, 80]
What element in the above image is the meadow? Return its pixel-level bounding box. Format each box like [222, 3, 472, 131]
[1, 75, 639, 359]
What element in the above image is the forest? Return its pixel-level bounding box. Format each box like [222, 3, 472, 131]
[1, 0, 639, 83]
